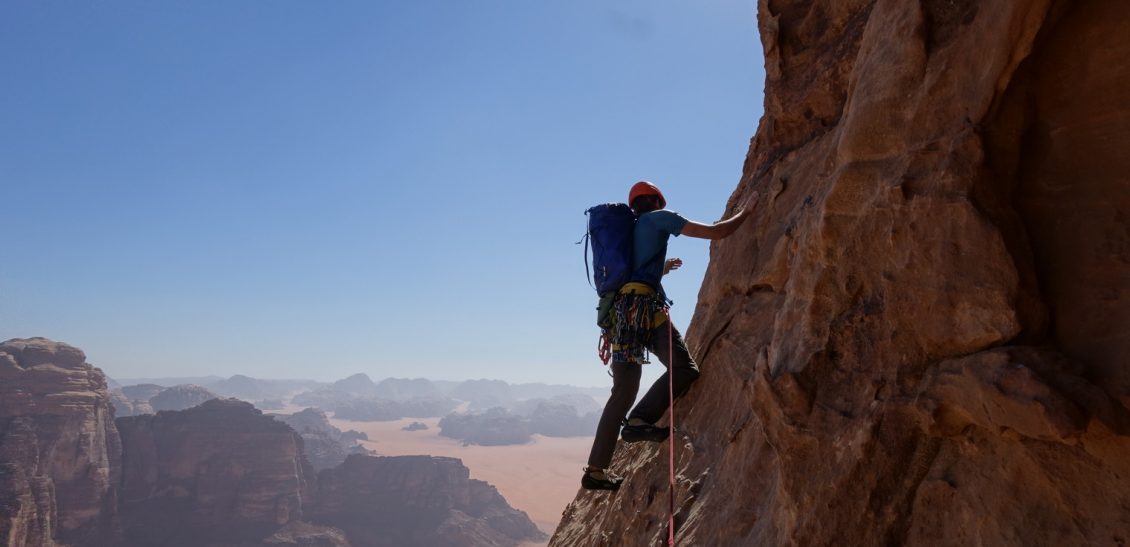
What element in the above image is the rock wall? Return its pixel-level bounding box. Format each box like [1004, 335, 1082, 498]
[552, 1, 1130, 545]
[0, 338, 121, 546]
[310, 454, 546, 547]
[116, 398, 313, 545]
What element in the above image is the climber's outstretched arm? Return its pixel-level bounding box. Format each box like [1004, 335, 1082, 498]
[680, 191, 759, 240]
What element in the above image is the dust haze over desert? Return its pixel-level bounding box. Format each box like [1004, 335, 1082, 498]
[5, 0, 1130, 546]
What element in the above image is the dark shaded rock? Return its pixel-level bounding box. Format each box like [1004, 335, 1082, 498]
[261, 521, 351, 546]
[309, 454, 545, 547]
[116, 399, 313, 546]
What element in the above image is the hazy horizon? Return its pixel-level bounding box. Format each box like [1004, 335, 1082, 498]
[106, 369, 611, 389]
[2, 1, 764, 386]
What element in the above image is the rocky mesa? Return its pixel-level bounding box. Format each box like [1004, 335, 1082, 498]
[116, 398, 315, 545]
[553, 1, 1130, 546]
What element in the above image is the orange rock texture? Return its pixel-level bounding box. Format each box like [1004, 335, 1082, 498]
[552, 1, 1130, 545]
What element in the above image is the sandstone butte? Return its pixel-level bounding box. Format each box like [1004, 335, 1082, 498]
[553, 1, 1129, 546]
[0, 337, 545, 546]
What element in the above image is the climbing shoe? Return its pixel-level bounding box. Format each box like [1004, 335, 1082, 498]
[620, 422, 669, 443]
[581, 468, 623, 491]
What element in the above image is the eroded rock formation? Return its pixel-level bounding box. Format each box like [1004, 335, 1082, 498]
[310, 454, 547, 546]
[0, 338, 121, 547]
[553, 1, 1130, 545]
[147, 383, 219, 412]
[116, 398, 313, 545]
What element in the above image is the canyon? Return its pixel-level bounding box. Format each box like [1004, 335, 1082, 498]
[1, 337, 544, 546]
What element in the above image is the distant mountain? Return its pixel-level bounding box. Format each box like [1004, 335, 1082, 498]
[372, 377, 443, 400]
[439, 401, 598, 445]
[207, 374, 323, 401]
[114, 375, 225, 387]
[331, 373, 379, 396]
[449, 379, 514, 410]
[291, 388, 354, 410]
[333, 397, 458, 422]
[149, 384, 219, 412]
[113, 384, 165, 416]
[208, 374, 263, 398]
[272, 408, 372, 471]
[431, 380, 461, 394]
[439, 408, 532, 446]
[511, 393, 602, 416]
[121, 383, 165, 401]
[510, 382, 608, 401]
[528, 402, 600, 438]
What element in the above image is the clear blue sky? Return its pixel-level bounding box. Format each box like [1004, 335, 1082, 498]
[1, 1, 764, 386]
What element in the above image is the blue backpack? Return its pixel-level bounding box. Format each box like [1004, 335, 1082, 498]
[583, 203, 636, 296]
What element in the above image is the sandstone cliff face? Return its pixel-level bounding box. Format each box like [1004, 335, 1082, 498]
[116, 398, 313, 545]
[310, 454, 547, 546]
[553, 1, 1130, 545]
[0, 338, 120, 546]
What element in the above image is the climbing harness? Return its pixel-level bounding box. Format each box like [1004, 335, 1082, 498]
[607, 289, 666, 364]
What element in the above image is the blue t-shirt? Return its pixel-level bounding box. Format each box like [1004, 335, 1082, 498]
[631, 209, 689, 293]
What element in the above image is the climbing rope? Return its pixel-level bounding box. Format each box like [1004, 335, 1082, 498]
[666, 307, 676, 546]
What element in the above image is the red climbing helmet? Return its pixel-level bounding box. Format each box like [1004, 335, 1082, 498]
[628, 181, 666, 209]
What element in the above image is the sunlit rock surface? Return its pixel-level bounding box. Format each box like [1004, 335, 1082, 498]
[552, 1, 1130, 545]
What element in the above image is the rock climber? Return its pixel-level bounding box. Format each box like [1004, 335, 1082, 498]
[583, 181, 757, 491]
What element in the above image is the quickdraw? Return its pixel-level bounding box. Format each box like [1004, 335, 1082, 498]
[610, 290, 666, 364]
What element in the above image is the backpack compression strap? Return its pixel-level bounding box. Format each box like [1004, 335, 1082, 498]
[578, 232, 595, 291]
